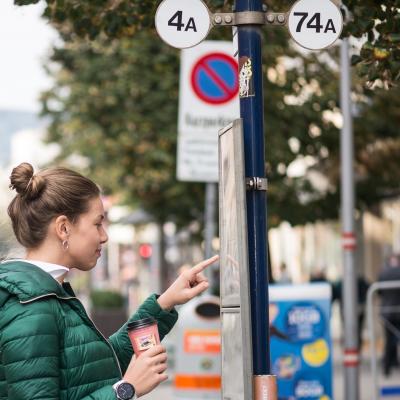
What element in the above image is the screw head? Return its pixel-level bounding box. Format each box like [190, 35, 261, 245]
[266, 14, 275, 23]
[214, 15, 222, 24]
[277, 14, 285, 23]
[224, 15, 233, 23]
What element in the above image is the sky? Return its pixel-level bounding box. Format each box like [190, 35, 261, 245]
[0, 1, 58, 112]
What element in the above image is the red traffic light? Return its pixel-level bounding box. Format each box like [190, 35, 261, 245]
[139, 244, 152, 259]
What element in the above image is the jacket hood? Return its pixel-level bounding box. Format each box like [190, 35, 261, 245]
[0, 261, 71, 302]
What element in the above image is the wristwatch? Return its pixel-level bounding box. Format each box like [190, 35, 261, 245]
[113, 380, 136, 400]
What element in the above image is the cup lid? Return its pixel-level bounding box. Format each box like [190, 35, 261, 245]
[128, 316, 157, 331]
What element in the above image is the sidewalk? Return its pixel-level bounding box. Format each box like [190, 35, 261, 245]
[143, 340, 400, 400]
[333, 340, 400, 400]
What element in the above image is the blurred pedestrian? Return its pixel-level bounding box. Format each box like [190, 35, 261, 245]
[378, 253, 400, 376]
[277, 262, 291, 284]
[310, 267, 329, 284]
[0, 162, 219, 400]
[310, 267, 335, 295]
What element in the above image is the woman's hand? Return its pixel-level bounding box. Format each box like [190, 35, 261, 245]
[157, 255, 219, 310]
[123, 345, 168, 397]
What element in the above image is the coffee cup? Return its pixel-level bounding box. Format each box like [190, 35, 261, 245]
[127, 317, 160, 356]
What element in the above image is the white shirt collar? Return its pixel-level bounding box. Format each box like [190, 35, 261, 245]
[10, 259, 69, 283]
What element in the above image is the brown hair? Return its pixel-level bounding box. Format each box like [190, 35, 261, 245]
[8, 162, 100, 249]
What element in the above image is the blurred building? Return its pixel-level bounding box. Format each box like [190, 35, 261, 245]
[269, 205, 396, 285]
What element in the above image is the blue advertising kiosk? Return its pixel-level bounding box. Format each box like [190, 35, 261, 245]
[269, 283, 333, 400]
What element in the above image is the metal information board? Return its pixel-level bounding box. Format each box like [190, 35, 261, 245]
[219, 119, 253, 400]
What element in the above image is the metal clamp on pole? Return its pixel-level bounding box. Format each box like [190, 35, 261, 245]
[212, 11, 286, 26]
[212, 11, 264, 26]
[246, 177, 268, 191]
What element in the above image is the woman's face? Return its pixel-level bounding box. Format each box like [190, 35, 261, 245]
[67, 196, 108, 271]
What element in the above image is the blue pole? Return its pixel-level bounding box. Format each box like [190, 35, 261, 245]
[236, 0, 270, 374]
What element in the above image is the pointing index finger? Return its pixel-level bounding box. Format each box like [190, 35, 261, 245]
[191, 255, 219, 274]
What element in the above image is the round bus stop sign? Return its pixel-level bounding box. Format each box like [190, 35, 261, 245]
[288, 0, 343, 50]
[155, 0, 211, 49]
[191, 53, 239, 105]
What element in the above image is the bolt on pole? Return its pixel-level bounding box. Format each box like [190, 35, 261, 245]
[340, 37, 359, 400]
[235, 0, 271, 377]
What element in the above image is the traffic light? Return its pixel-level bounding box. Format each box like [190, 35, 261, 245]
[138, 243, 152, 261]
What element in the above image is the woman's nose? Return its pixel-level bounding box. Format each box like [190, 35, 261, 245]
[101, 228, 108, 244]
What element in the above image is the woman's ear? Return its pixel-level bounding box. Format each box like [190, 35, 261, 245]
[54, 215, 70, 241]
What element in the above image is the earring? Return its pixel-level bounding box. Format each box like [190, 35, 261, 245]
[62, 240, 69, 251]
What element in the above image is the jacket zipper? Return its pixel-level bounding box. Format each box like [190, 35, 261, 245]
[20, 293, 123, 377]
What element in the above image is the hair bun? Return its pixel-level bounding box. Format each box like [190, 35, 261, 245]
[9, 162, 45, 200]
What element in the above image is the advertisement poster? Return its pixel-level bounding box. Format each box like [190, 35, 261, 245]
[269, 283, 333, 400]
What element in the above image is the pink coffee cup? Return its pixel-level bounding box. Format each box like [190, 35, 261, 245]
[127, 317, 160, 356]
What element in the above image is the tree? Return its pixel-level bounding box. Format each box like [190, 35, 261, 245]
[41, 22, 400, 228]
[41, 27, 317, 227]
[344, 0, 400, 86]
[42, 31, 205, 227]
[15, 0, 400, 85]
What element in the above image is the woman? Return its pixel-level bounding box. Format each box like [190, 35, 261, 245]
[0, 162, 218, 400]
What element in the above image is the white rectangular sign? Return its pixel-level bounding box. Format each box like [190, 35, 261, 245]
[177, 40, 239, 182]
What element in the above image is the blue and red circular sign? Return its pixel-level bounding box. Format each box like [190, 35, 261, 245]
[191, 52, 238, 105]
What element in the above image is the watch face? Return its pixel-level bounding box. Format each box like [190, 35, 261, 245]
[117, 382, 135, 400]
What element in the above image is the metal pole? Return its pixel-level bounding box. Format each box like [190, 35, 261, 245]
[236, 0, 270, 375]
[367, 282, 380, 400]
[340, 37, 359, 400]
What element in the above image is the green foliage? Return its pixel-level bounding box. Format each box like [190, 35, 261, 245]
[353, 86, 400, 205]
[40, 20, 400, 227]
[21, 0, 398, 228]
[13, 0, 227, 39]
[344, 0, 400, 85]
[90, 289, 125, 309]
[42, 31, 205, 225]
[15, 0, 400, 85]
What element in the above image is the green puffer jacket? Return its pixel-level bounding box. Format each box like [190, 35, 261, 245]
[0, 261, 178, 400]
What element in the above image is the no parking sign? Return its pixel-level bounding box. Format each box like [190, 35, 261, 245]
[177, 41, 239, 182]
[191, 53, 238, 105]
